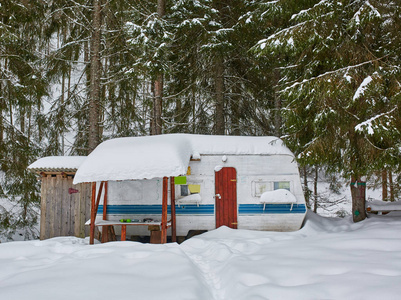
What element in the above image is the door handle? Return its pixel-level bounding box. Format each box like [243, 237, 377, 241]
[215, 194, 221, 199]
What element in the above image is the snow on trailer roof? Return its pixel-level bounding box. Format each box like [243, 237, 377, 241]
[28, 156, 87, 173]
[73, 134, 293, 184]
[187, 134, 292, 156]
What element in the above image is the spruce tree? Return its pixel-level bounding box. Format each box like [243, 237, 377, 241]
[256, 0, 401, 221]
[0, 0, 48, 239]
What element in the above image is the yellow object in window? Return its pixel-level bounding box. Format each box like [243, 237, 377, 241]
[188, 184, 201, 194]
[187, 166, 191, 175]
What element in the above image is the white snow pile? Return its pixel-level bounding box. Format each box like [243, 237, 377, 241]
[1, 211, 401, 300]
[74, 135, 193, 183]
[260, 189, 297, 203]
[73, 134, 292, 184]
[28, 156, 87, 171]
[366, 200, 401, 212]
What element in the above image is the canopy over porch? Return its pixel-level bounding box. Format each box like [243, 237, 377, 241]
[73, 134, 292, 244]
[73, 134, 291, 184]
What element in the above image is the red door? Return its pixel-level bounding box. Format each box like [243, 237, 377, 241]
[215, 167, 237, 229]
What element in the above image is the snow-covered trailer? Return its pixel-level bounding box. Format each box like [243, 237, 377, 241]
[73, 134, 307, 243]
[27, 156, 91, 240]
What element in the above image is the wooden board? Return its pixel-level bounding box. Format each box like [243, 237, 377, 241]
[215, 167, 238, 229]
[39, 175, 91, 240]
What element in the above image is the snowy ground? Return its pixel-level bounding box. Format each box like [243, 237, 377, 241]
[1, 211, 401, 300]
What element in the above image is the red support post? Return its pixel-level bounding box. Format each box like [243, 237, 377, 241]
[102, 181, 108, 243]
[121, 225, 127, 241]
[94, 181, 104, 213]
[161, 177, 168, 243]
[170, 176, 176, 242]
[90, 182, 96, 245]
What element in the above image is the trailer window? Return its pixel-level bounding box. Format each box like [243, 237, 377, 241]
[252, 181, 291, 197]
[180, 184, 201, 196]
[274, 181, 290, 191]
[253, 181, 269, 197]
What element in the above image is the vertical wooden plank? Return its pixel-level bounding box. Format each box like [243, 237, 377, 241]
[230, 168, 237, 229]
[170, 177, 176, 242]
[61, 176, 70, 236]
[45, 176, 51, 239]
[90, 182, 96, 245]
[73, 180, 81, 237]
[161, 177, 168, 243]
[79, 182, 90, 238]
[39, 176, 47, 240]
[54, 175, 63, 237]
[121, 225, 126, 241]
[67, 177, 74, 236]
[226, 168, 231, 228]
[221, 168, 229, 226]
[47, 175, 55, 238]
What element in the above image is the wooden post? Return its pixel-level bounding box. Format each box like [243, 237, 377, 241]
[102, 181, 108, 243]
[161, 177, 168, 243]
[90, 182, 96, 245]
[94, 181, 104, 213]
[121, 225, 127, 241]
[170, 176, 176, 242]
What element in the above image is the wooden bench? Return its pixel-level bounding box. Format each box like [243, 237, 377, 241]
[366, 201, 401, 215]
[86, 218, 172, 242]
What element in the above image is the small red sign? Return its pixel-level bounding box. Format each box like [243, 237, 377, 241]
[68, 188, 79, 194]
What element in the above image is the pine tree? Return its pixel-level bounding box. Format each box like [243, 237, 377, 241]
[0, 0, 48, 239]
[256, 0, 401, 221]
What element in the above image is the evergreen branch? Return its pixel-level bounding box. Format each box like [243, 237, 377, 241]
[279, 55, 389, 92]
[1, 117, 41, 149]
[355, 106, 398, 135]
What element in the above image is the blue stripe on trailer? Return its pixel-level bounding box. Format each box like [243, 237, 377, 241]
[97, 204, 306, 215]
[238, 204, 306, 214]
[176, 204, 214, 215]
[97, 204, 215, 215]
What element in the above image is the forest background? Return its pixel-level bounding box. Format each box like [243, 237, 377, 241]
[0, 0, 400, 240]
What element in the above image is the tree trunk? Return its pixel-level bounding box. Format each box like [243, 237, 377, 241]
[152, 0, 165, 136]
[313, 166, 318, 213]
[389, 171, 394, 202]
[231, 85, 241, 135]
[153, 74, 163, 135]
[61, 72, 65, 155]
[350, 176, 367, 222]
[88, 0, 102, 153]
[0, 81, 3, 156]
[273, 69, 282, 137]
[214, 56, 225, 135]
[303, 166, 310, 208]
[382, 170, 388, 201]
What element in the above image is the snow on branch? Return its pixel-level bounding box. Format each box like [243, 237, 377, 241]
[352, 74, 375, 101]
[279, 56, 388, 92]
[290, 0, 339, 22]
[352, 0, 381, 26]
[354, 106, 397, 135]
